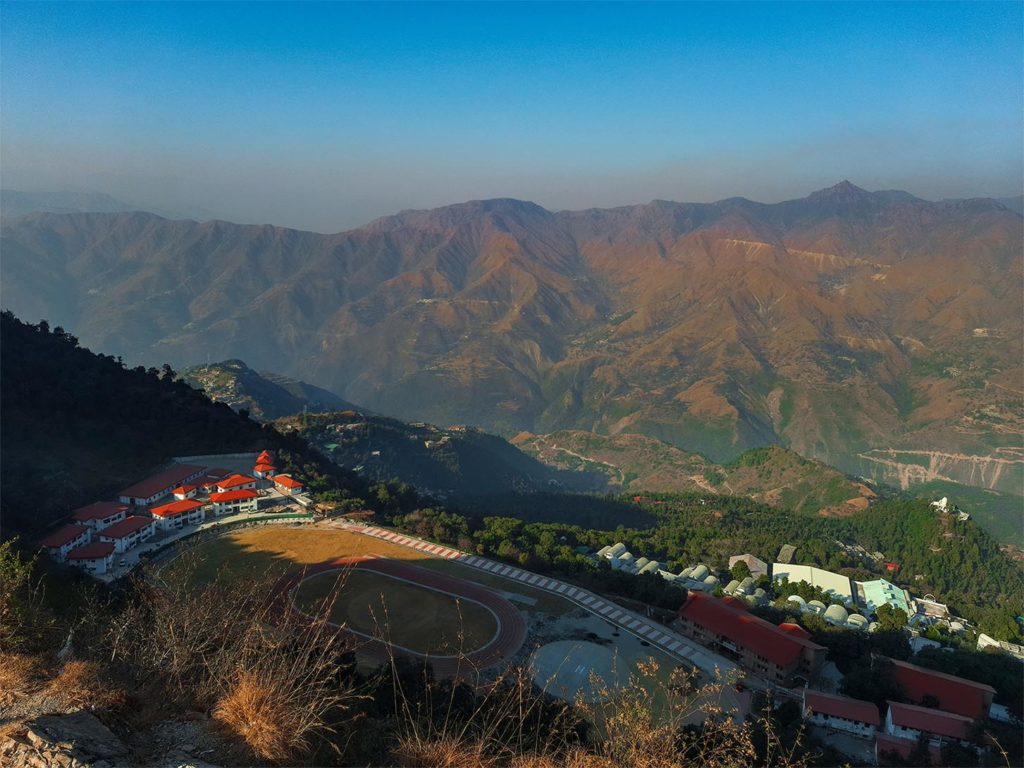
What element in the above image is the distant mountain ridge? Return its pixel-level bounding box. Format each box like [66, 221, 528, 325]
[1, 189, 135, 218]
[181, 359, 360, 421]
[2, 182, 1021, 497]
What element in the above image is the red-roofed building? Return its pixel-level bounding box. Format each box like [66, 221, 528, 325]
[884, 701, 974, 748]
[99, 516, 156, 553]
[150, 499, 205, 530]
[273, 474, 304, 494]
[66, 541, 116, 575]
[891, 658, 995, 720]
[40, 524, 92, 561]
[72, 501, 129, 531]
[172, 484, 199, 500]
[216, 474, 258, 493]
[118, 464, 206, 506]
[209, 489, 259, 516]
[675, 591, 826, 685]
[803, 689, 879, 738]
[779, 623, 813, 640]
[253, 463, 276, 478]
[257, 450, 274, 464]
[875, 733, 944, 766]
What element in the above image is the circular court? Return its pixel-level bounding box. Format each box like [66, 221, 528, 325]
[529, 640, 630, 703]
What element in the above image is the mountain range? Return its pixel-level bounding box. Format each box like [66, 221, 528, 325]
[2, 182, 1021, 494]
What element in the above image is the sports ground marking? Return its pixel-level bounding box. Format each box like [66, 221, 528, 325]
[335, 522, 734, 677]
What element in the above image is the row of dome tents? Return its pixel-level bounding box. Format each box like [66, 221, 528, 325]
[786, 595, 872, 631]
[596, 544, 720, 590]
[722, 576, 769, 606]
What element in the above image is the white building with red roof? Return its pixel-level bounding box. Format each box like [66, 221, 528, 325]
[875, 733, 944, 766]
[172, 484, 199, 500]
[676, 591, 827, 685]
[66, 541, 116, 575]
[208, 489, 259, 516]
[40, 524, 92, 561]
[890, 658, 995, 721]
[216, 474, 258, 493]
[150, 499, 205, 531]
[253, 462, 276, 479]
[884, 701, 974, 749]
[99, 516, 156, 553]
[117, 464, 206, 506]
[273, 474, 304, 495]
[72, 501, 129, 531]
[803, 689, 879, 738]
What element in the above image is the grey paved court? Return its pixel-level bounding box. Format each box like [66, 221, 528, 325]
[528, 640, 629, 703]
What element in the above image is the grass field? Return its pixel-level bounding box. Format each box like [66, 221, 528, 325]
[167, 526, 576, 616]
[295, 568, 498, 655]
[167, 527, 439, 587]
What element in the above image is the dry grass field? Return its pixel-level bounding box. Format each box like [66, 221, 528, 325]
[170, 525, 575, 616]
[168, 527, 435, 586]
[295, 568, 498, 655]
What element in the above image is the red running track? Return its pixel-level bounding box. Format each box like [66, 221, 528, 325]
[277, 556, 528, 678]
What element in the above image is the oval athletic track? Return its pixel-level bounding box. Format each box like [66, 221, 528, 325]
[277, 556, 528, 677]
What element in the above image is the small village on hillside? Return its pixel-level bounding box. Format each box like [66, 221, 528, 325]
[38, 450, 310, 580]
[33, 454, 1023, 766]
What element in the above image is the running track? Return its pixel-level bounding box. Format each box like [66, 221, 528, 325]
[284, 556, 528, 677]
[331, 521, 740, 680]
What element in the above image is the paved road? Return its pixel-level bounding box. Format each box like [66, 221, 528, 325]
[334, 521, 745, 682]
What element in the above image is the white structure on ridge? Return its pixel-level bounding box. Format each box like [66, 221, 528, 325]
[772, 563, 855, 604]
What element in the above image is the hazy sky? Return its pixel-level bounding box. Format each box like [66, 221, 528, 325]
[2, 2, 1021, 232]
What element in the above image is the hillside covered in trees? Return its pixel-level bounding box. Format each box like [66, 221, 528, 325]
[0, 312, 383, 537]
[401, 492, 1024, 642]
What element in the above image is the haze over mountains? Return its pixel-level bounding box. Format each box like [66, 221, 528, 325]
[3, 182, 1021, 494]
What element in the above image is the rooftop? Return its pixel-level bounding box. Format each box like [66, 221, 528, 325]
[118, 464, 205, 499]
[273, 474, 303, 489]
[890, 658, 995, 720]
[150, 499, 205, 517]
[39, 523, 89, 548]
[209, 489, 259, 502]
[887, 701, 973, 740]
[217, 473, 258, 489]
[66, 541, 116, 560]
[804, 689, 879, 726]
[99, 515, 154, 539]
[72, 501, 129, 522]
[678, 591, 824, 669]
[875, 733, 943, 765]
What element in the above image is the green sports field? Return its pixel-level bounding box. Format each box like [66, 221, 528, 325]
[295, 568, 499, 655]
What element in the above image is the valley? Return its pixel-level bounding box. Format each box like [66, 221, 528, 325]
[2, 183, 1020, 496]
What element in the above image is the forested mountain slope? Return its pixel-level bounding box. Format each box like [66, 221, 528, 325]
[0, 313, 372, 536]
[181, 359, 359, 421]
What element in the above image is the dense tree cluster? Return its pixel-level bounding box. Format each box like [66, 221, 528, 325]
[391, 489, 1024, 650]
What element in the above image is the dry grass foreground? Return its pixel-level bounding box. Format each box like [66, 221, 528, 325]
[296, 568, 499, 655]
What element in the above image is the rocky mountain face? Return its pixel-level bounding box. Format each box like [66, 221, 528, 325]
[3, 183, 1021, 486]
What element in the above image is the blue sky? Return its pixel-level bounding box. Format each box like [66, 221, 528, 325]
[2, 1, 1021, 231]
